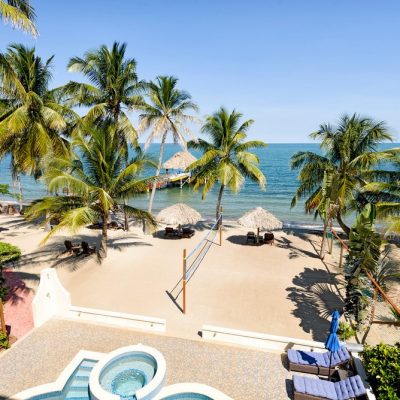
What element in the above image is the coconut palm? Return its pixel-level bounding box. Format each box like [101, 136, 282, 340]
[290, 114, 393, 236]
[0, 0, 37, 36]
[361, 149, 400, 235]
[187, 107, 266, 220]
[25, 122, 156, 259]
[0, 44, 73, 206]
[63, 42, 144, 146]
[138, 75, 199, 213]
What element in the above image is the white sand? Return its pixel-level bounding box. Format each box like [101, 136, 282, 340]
[1, 214, 395, 344]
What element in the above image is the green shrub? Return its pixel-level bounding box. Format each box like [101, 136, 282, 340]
[0, 331, 9, 349]
[337, 321, 356, 340]
[362, 343, 400, 400]
[0, 242, 21, 301]
[0, 242, 21, 265]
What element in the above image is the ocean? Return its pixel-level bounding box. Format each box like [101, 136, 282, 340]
[0, 143, 396, 226]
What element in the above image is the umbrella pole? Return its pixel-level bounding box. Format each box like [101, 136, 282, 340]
[257, 228, 260, 244]
[328, 351, 332, 381]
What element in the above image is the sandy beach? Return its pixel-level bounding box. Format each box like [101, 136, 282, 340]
[1, 213, 397, 346]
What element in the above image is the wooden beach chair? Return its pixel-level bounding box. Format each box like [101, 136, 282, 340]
[63, 240, 80, 255]
[264, 232, 275, 245]
[246, 231, 256, 244]
[81, 241, 96, 255]
[181, 227, 195, 238]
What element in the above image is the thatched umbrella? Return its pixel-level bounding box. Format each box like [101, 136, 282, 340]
[162, 151, 197, 171]
[157, 203, 202, 225]
[238, 207, 283, 243]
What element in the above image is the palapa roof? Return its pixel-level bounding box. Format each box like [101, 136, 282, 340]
[157, 203, 202, 225]
[162, 151, 197, 170]
[238, 207, 283, 231]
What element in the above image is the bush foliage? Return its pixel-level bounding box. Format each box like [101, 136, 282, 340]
[362, 343, 400, 400]
[0, 242, 21, 301]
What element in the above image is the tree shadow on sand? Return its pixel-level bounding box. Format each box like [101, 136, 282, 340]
[286, 267, 344, 341]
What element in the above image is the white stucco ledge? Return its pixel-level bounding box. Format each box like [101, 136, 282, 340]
[89, 344, 166, 400]
[201, 324, 329, 352]
[154, 383, 234, 400]
[66, 305, 166, 332]
[13, 350, 103, 400]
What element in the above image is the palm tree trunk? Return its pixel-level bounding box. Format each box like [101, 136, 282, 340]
[99, 212, 108, 259]
[16, 174, 23, 212]
[336, 212, 350, 237]
[216, 184, 225, 222]
[361, 287, 377, 344]
[124, 199, 129, 231]
[148, 131, 167, 214]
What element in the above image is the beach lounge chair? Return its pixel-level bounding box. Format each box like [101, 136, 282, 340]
[264, 232, 275, 245]
[181, 227, 195, 238]
[165, 227, 179, 238]
[81, 241, 96, 255]
[64, 240, 80, 255]
[288, 345, 350, 376]
[293, 374, 366, 400]
[246, 231, 256, 244]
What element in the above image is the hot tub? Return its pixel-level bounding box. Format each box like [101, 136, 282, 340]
[89, 344, 166, 400]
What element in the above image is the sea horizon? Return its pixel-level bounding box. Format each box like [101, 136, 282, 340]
[1, 142, 398, 226]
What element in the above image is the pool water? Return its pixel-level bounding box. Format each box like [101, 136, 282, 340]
[99, 353, 157, 399]
[28, 359, 98, 400]
[161, 395, 212, 400]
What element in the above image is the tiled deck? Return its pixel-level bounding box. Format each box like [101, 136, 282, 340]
[0, 318, 294, 399]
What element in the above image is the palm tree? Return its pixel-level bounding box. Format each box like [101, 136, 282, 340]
[0, 44, 72, 207]
[361, 252, 400, 343]
[187, 107, 266, 220]
[361, 149, 400, 235]
[290, 113, 393, 236]
[138, 75, 199, 213]
[25, 122, 156, 259]
[63, 42, 144, 147]
[0, 0, 37, 36]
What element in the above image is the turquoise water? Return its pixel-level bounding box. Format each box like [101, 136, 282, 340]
[161, 394, 212, 400]
[28, 358, 97, 400]
[1, 143, 397, 225]
[99, 353, 157, 399]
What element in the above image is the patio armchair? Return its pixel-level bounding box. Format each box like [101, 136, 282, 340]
[63, 240, 80, 255]
[165, 227, 179, 238]
[293, 374, 366, 400]
[181, 227, 195, 238]
[246, 231, 256, 244]
[81, 241, 96, 255]
[264, 232, 275, 245]
[288, 345, 350, 376]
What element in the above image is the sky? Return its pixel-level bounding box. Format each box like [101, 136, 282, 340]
[1, 0, 399, 142]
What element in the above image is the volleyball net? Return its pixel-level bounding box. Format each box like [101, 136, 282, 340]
[167, 214, 222, 313]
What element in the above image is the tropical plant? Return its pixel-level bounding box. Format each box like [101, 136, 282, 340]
[361, 252, 400, 343]
[0, 241, 21, 301]
[361, 148, 400, 235]
[337, 321, 356, 341]
[290, 114, 393, 236]
[344, 204, 382, 327]
[0, 44, 73, 206]
[63, 42, 144, 147]
[0, 330, 9, 348]
[187, 107, 266, 220]
[0, 0, 37, 36]
[362, 343, 400, 400]
[25, 122, 156, 259]
[138, 75, 198, 213]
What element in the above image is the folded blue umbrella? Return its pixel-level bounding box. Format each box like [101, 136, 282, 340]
[325, 309, 341, 378]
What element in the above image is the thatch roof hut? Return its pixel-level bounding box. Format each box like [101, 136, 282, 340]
[238, 207, 283, 237]
[157, 203, 202, 225]
[162, 151, 197, 170]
